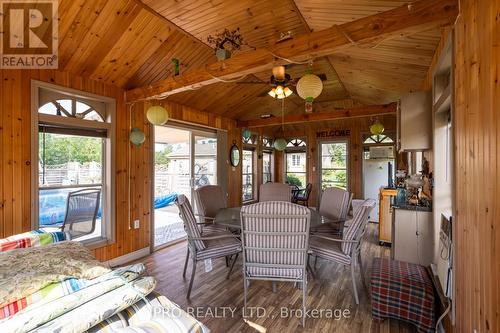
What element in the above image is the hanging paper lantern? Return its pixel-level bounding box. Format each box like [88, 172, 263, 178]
[242, 128, 252, 140]
[273, 138, 287, 151]
[146, 105, 169, 125]
[130, 128, 146, 146]
[296, 73, 323, 103]
[370, 119, 385, 135]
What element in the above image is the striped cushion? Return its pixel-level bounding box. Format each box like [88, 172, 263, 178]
[175, 195, 206, 251]
[259, 183, 292, 202]
[309, 236, 351, 265]
[87, 291, 210, 333]
[247, 267, 303, 279]
[195, 231, 241, 260]
[341, 199, 376, 255]
[319, 187, 351, 220]
[240, 201, 310, 280]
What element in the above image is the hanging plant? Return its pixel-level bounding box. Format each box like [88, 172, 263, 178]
[206, 28, 244, 60]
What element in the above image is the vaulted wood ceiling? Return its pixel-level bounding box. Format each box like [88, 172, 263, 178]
[55, 0, 445, 120]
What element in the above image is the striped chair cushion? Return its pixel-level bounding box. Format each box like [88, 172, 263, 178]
[195, 231, 241, 260]
[246, 267, 303, 279]
[258, 183, 292, 202]
[319, 187, 351, 221]
[341, 199, 376, 255]
[241, 201, 310, 279]
[175, 195, 206, 251]
[309, 236, 351, 265]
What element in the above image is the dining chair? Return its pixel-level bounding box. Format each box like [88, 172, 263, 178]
[259, 183, 292, 202]
[309, 199, 376, 304]
[310, 187, 352, 237]
[294, 183, 313, 207]
[193, 185, 228, 232]
[61, 188, 101, 240]
[175, 194, 242, 299]
[240, 201, 310, 327]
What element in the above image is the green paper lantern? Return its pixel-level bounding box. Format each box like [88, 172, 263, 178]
[370, 120, 385, 135]
[242, 128, 252, 140]
[130, 128, 146, 146]
[146, 105, 169, 125]
[273, 138, 287, 151]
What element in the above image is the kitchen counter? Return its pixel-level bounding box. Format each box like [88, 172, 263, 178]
[392, 203, 432, 212]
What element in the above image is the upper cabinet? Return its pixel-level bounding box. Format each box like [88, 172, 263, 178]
[398, 91, 432, 151]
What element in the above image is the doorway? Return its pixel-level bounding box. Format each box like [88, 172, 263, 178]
[153, 125, 217, 249]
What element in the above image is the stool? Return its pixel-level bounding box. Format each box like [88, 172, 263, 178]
[371, 258, 435, 333]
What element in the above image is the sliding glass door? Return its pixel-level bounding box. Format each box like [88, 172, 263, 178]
[153, 126, 217, 249]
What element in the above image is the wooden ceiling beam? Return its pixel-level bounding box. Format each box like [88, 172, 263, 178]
[126, 0, 458, 102]
[238, 103, 397, 128]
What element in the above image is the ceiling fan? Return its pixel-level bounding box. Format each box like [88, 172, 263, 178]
[235, 65, 327, 98]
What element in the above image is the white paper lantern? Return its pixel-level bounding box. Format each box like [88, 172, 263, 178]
[296, 74, 323, 102]
[146, 105, 169, 125]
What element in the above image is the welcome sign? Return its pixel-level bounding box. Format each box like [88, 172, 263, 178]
[316, 129, 351, 138]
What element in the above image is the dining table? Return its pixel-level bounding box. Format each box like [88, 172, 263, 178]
[213, 206, 345, 231]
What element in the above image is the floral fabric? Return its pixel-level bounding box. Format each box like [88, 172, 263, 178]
[0, 241, 110, 306]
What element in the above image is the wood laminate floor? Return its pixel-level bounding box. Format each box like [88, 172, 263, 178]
[137, 223, 416, 333]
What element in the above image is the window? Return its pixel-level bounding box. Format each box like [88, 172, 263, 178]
[285, 138, 307, 188]
[33, 81, 115, 246]
[320, 142, 348, 190]
[263, 151, 273, 183]
[242, 149, 254, 201]
[363, 134, 394, 144]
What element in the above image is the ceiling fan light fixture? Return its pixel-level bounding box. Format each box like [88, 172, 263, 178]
[268, 85, 292, 99]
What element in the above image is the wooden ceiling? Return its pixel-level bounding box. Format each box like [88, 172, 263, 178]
[54, 0, 445, 120]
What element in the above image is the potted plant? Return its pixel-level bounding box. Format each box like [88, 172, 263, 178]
[207, 28, 244, 61]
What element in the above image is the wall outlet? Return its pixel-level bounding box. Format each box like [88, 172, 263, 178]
[134, 219, 140, 229]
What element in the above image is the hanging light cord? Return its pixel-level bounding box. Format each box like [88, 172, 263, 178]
[281, 98, 285, 133]
[268, 51, 313, 65]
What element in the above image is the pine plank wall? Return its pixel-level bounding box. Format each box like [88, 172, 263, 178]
[0, 69, 237, 261]
[453, 0, 500, 332]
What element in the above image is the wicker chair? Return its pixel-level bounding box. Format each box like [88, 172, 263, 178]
[175, 194, 241, 299]
[61, 188, 101, 239]
[240, 201, 310, 327]
[259, 183, 292, 202]
[309, 199, 376, 304]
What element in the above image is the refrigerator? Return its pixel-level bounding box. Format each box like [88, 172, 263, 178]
[363, 158, 395, 222]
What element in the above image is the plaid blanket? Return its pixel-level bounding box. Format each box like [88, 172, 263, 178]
[371, 258, 435, 333]
[0, 229, 66, 252]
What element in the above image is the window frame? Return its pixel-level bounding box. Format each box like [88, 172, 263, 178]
[284, 137, 307, 188]
[318, 139, 349, 191]
[31, 80, 116, 248]
[242, 147, 256, 203]
[262, 150, 274, 184]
